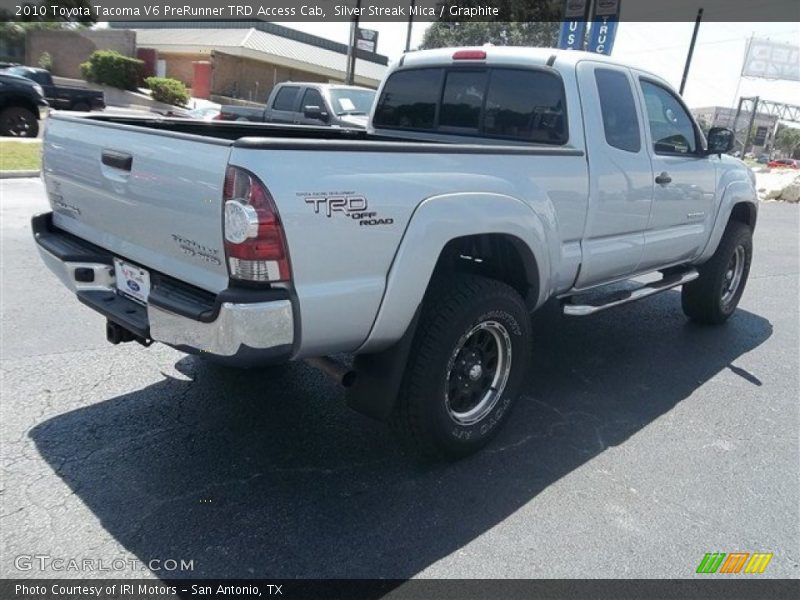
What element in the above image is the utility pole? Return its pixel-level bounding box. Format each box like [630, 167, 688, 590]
[345, 0, 362, 85]
[742, 96, 760, 157]
[679, 8, 703, 96]
[405, 0, 416, 52]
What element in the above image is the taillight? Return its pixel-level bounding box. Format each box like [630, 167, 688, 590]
[223, 166, 291, 283]
[452, 50, 487, 61]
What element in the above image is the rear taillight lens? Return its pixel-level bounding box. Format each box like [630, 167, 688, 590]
[223, 166, 291, 283]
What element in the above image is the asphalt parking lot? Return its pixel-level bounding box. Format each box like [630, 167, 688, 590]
[1, 178, 798, 580]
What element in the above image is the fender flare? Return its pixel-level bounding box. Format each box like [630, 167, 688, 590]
[696, 176, 758, 264]
[357, 191, 552, 355]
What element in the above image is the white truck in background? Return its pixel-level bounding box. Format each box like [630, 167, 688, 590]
[33, 47, 757, 459]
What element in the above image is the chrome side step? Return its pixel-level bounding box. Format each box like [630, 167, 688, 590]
[563, 269, 699, 316]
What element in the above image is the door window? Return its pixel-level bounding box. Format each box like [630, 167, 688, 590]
[272, 86, 299, 111]
[300, 88, 325, 111]
[595, 69, 641, 153]
[640, 80, 697, 154]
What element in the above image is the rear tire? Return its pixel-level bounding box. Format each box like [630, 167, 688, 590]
[393, 275, 531, 460]
[682, 221, 752, 325]
[0, 106, 39, 137]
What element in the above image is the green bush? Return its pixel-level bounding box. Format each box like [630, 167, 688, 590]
[80, 50, 143, 90]
[144, 77, 190, 107]
[38, 51, 52, 71]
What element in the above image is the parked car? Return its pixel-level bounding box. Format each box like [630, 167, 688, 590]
[2, 66, 105, 111]
[0, 71, 49, 137]
[767, 158, 798, 169]
[32, 47, 756, 459]
[757, 154, 770, 164]
[219, 82, 376, 129]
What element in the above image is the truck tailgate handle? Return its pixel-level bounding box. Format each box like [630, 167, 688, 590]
[101, 150, 132, 171]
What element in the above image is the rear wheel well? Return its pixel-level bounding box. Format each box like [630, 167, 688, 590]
[429, 234, 539, 310]
[729, 202, 756, 230]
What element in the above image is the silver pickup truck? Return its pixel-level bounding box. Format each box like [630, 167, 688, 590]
[33, 47, 757, 459]
[218, 82, 376, 129]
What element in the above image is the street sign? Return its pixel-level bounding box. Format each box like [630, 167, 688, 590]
[742, 38, 800, 82]
[557, 0, 591, 51]
[356, 28, 379, 53]
[587, 0, 621, 56]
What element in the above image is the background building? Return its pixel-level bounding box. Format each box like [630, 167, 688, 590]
[114, 21, 388, 103]
[691, 105, 779, 154]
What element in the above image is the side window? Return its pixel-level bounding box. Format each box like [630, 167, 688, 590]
[373, 68, 442, 130]
[595, 68, 641, 152]
[640, 80, 697, 154]
[484, 69, 567, 144]
[439, 70, 487, 132]
[272, 86, 299, 111]
[300, 88, 324, 110]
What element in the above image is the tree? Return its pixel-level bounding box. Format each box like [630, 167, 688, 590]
[420, 21, 559, 49]
[419, 0, 560, 50]
[775, 126, 800, 157]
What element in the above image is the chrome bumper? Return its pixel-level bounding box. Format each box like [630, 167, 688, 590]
[148, 300, 293, 357]
[36, 244, 294, 360]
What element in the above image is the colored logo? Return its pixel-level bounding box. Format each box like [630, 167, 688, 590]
[126, 280, 141, 292]
[696, 552, 773, 574]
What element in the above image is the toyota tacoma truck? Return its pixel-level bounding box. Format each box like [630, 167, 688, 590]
[32, 48, 757, 459]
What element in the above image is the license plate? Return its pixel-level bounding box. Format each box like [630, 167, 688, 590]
[114, 258, 151, 305]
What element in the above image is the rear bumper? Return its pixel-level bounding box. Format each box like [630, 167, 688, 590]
[32, 213, 295, 365]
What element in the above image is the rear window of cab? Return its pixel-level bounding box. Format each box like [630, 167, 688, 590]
[373, 66, 568, 145]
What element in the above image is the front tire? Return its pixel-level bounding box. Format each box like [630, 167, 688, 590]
[682, 221, 753, 324]
[393, 275, 531, 460]
[0, 106, 39, 137]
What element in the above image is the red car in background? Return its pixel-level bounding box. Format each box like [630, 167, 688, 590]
[768, 159, 799, 169]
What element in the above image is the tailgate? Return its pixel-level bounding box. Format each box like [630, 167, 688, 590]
[42, 115, 231, 293]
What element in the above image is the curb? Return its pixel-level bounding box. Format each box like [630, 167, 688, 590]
[0, 170, 40, 179]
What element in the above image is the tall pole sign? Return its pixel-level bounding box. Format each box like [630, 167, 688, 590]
[557, 0, 592, 51]
[587, 0, 621, 56]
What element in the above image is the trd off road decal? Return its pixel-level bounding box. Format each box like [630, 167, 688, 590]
[300, 192, 393, 226]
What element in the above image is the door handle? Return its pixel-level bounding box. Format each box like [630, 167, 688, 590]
[655, 171, 672, 185]
[101, 150, 132, 171]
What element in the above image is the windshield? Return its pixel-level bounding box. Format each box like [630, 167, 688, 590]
[329, 89, 376, 116]
[5, 67, 46, 85]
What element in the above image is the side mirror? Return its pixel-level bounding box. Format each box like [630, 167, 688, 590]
[303, 105, 328, 121]
[706, 127, 735, 156]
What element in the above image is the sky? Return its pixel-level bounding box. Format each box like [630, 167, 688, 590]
[284, 20, 800, 111]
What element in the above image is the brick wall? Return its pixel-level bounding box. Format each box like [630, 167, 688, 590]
[161, 53, 205, 87]
[26, 30, 136, 79]
[210, 51, 331, 103]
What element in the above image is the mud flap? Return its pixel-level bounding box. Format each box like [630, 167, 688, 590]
[345, 305, 422, 421]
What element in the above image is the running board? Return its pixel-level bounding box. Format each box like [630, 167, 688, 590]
[563, 269, 699, 316]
